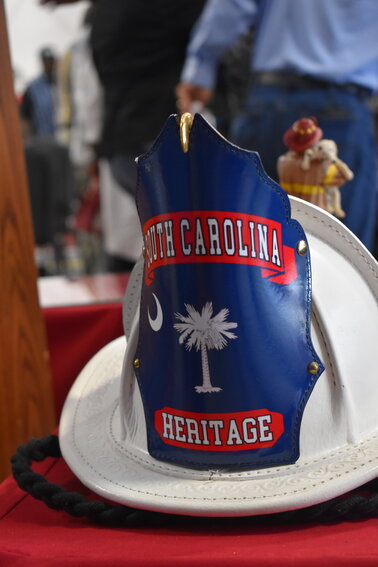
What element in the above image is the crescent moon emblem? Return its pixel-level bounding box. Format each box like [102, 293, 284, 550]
[148, 293, 163, 332]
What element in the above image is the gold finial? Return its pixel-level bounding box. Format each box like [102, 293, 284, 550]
[180, 113, 194, 153]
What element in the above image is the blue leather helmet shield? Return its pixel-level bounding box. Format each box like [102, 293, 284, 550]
[134, 114, 323, 469]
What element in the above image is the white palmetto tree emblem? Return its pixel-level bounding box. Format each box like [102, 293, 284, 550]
[174, 302, 238, 393]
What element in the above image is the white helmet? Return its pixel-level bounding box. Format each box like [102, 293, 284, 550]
[60, 115, 378, 517]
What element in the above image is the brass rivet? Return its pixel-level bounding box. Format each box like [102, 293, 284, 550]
[307, 361, 320, 374]
[133, 359, 140, 369]
[297, 240, 308, 256]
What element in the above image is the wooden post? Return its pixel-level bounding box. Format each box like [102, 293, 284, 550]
[0, 1, 55, 480]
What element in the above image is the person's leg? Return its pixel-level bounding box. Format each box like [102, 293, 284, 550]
[109, 153, 139, 196]
[315, 90, 378, 251]
[230, 84, 289, 181]
[98, 159, 143, 268]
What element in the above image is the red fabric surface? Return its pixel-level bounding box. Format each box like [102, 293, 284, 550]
[43, 302, 124, 419]
[1, 459, 378, 566]
[1, 300, 378, 565]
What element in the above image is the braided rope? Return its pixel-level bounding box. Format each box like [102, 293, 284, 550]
[11, 435, 378, 527]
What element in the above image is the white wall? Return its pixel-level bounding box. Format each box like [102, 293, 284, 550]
[4, 0, 90, 94]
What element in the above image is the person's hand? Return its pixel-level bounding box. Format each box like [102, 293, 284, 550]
[175, 82, 213, 115]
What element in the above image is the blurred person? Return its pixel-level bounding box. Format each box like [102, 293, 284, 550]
[41, 0, 206, 273]
[176, 0, 378, 252]
[55, 5, 105, 273]
[20, 47, 57, 138]
[20, 44, 78, 276]
[87, 0, 206, 272]
[56, 7, 102, 192]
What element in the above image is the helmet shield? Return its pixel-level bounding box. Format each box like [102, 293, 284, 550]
[134, 114, 323, 469]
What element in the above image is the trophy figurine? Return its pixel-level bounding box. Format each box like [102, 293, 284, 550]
[277, 118, 353, 218]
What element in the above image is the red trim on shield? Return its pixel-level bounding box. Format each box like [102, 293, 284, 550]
[143, 211, 297, 285]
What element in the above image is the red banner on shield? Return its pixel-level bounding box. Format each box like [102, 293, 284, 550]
[155, 407, 284, 452]
[143, 211, 297, 285]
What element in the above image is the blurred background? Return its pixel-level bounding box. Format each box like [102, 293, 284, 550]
[5, 0, 103, 290]
[4, 0, 378, 297]
[5, 0, 89, 93]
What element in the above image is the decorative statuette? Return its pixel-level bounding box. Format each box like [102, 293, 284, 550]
[277, 118, 354, 218]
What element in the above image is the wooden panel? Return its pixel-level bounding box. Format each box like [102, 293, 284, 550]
[0, 1, 55, 480]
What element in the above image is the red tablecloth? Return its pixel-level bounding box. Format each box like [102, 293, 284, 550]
[1, 300, 378, 565]
[1, 462, 378, 567]
[43, 301, 124, 418]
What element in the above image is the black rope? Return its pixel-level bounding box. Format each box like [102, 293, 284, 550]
[11, 435, 378, 527]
